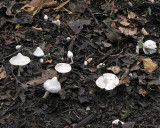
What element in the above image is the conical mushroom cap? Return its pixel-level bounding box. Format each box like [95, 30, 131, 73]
[44, 77, 61, 93]
[143, 40, 157, 54]
[96, 73, 119, 90]
[33, 47, 44, 57]
[55, 63, 71, 73]
[9, 53, 30, 66]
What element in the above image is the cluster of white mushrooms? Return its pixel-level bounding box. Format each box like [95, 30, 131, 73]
[9, 46, 74, 98]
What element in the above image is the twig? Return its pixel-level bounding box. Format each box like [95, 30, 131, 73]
[87, 7, 99, 25]
[73, 113, 96, 128]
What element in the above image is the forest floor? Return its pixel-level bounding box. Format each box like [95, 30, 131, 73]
[0, 0, 160, 128]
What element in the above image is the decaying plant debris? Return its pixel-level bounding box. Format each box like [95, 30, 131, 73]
[0, 0, 160, 127]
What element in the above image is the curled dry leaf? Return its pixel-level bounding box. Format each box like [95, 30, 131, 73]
[138, 88, 147, 97]
[21, 0, 43, 16]
[142, 58, 158, 73]
[107, 65, 120, 74]
[0, 67, 7, 80]
[127, 11, 137, 19]
[141, 28, 149, 35]
[119, 69, 130, 86]
[120, 19, 130, 26]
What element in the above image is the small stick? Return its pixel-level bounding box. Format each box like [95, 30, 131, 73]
[73, 113, 96, 128]
[87, 7, 99, 25]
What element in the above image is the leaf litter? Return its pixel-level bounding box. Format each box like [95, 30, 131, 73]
[0, 0, 160, 127]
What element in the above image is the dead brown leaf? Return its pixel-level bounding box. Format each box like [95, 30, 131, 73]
[119, 69, 130, 86]
[120, 19, 130, 26]
[118, 26, 137, 36]
[21, 0, 43, 16]
[127, 11, 137, 19]
[141, 27, 149, 35]
[142, 58, 158, 73]
[26, 69, 57, 86]
[67, 19, 91, 34]
[107, 65, 120, 74]
[0, 66, 7, 80]
[138, 88, 147, 97]
[69, 1, 87, 13]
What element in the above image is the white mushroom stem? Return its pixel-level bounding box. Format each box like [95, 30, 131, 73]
[18, 66, 22, 76]
[43, 91, 50, 99]
[70, 57, 73, 64]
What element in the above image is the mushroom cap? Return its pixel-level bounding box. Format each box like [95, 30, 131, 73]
[67, 51, 73, 58]
[143, 40, 157, 54]
[44, 15, 48, 20]
[9, 53, 30, 66]
[44, 77, 61, 93]
[96, 73, 119, 90]
[33, 47, 44, 57]
[55, 63, 71, 73]
[52, 20, 61, 26]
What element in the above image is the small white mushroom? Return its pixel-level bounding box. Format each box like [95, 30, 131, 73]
[143, 40, 157, 54]
[52, 20, 61, 28]
[9, 53, 30, 76]
[55, 63, 71, 74]
[86, 58, 93, 63]
[84, 61, 88, 66]
[33, 47, 44, 57]
[39, 58, 44, 63]
[15, 45, 22, 50]
[97, 63, 105, 69]
[66, 37, 71, 42]
[96, 73, 119, 90]
[112, 119, 124, 125]
[67, 51, 73, 64]
[43, 77, 61, 99]
[136, 45, 140, 54]
[44, 15, 48, 21]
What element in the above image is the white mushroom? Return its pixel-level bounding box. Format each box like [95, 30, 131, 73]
[9, 53, 30, 76]
[52, 20, 61, 28]
[143, 40, 157, 54]
[112, 119, 124, 125]
[84, 61, 88, 66]
[43, 77, 61, 99]
[66, 37, 71, 42]
[15, 45, 22, 50]
[96, 73, 119, 90]
[33, 47, 44, 57]
[44, 15, 48, 21]
[97, 63, 105, 69]
[55, 63, 71, 73]
[67, 51, 73, 64]
[39, 58, 44, 63]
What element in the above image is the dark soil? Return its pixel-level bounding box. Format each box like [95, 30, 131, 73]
[0, 0, 160, 128]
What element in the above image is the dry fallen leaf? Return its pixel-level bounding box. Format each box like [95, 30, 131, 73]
[120, 19, 130, 26]
[21, 0, 43, 16]
[127, 11, 137, 19]
[119, 69, 130, 86]
[0, 67, 7, 80]
[142, 58, 158, 73]
[118, 26, 137, 36]
[107, 65, 121, 74]
[138, 88, 147, 97]
[141, 27, 149, 35]
[26, 69, 57, 86]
